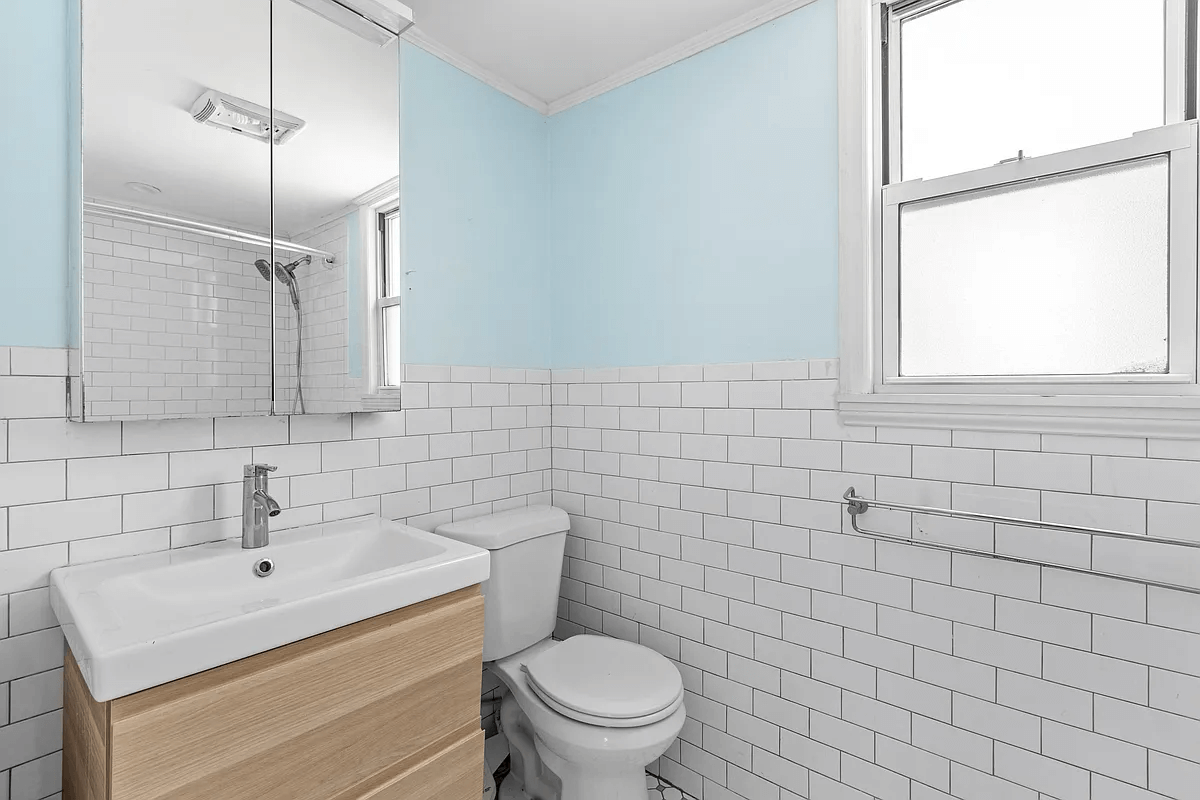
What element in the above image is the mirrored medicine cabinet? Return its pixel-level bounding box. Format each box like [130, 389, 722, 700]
[69, 0, 408, 421]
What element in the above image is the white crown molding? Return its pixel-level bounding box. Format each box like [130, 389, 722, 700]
[402, 27, 550, 115]
[546, 0, 823, 116]
[354, 176, 401, 208]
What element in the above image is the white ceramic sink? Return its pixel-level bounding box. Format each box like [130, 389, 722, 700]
[51, 515, 490, 701]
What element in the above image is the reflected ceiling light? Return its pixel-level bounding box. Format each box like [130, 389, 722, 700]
[190, 90, 306, 145]
[124, 182, 162, 195]
[289, 0, 414, 47]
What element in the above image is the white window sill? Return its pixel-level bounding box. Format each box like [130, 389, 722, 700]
[360, 390, 404, 412]
[837, 391, 1200, 440]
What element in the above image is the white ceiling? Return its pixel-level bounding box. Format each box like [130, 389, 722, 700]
[403, 0, 788, 105]
[84, 0, 399, 235]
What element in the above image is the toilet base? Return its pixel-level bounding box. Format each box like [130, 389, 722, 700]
[535, 741, 651, 800]
[499, 690, 652, 800]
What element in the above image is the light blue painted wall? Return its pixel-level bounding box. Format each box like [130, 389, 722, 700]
[547, 0, 839, 368]
[0, 0, 75, 348]
[400, 43, 550, 368]
[2, 1, 835, 371]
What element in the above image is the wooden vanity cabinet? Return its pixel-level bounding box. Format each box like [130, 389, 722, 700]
[64, 586, 486, 800]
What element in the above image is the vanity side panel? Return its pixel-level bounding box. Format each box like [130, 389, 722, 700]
[64, 651, 112, 800]
[107, 586, 484, 800]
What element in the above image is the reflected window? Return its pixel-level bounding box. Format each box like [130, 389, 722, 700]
[378, 207, 402, 387]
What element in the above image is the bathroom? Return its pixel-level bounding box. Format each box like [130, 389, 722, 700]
[2, 0, 1199, 798]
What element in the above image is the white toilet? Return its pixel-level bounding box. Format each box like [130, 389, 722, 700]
[436, 506, 687, 800]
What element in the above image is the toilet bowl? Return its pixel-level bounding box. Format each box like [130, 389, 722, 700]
[491, 638, 686, 800]
[434, 507, 688, 800]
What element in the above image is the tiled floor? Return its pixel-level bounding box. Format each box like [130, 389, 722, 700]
[647, 773, 693, 800]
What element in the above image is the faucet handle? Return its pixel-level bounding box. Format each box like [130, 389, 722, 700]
[244, 463, 279, 478]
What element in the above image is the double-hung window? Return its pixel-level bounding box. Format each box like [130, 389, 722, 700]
[840, 0, 1200, 436]
[378, 205, 402, 388]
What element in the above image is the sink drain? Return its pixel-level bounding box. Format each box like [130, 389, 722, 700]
[253, 558, 275, 578]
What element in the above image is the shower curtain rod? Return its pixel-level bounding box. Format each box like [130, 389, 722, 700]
[84, 201, 336, 265]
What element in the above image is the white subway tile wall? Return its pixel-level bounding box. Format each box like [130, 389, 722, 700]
[274, 217, 366, 415]
[551, 360, 1200, 800]
[7, 350, 1200, 800]
[0, 347, 551, 800]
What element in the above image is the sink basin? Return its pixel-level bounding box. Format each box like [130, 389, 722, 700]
[51, 515, 490, 701]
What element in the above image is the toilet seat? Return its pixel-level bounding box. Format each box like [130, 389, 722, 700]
[522, 636, 684, 728]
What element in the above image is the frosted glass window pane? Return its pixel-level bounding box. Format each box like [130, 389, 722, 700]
[898, 158, 1169, 377]
[383, 305, 402, 387]
[900, 0, 1165, 180]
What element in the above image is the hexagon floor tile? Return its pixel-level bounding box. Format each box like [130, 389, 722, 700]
[647, 772, 695, 800]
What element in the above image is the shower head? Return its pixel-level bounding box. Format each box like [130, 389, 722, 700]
[253, 258, 302, 309]
[276, 262, 302, 309]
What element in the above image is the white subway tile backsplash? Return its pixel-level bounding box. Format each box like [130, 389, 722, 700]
[1094, 695, 1200, 764]
[0, 461, 65, 508]
[8, 497, 123, 548]
[67, 454, 166, 499]
[1094, 615, 1200, 675]
[1094, 455, 1200, 503]
[0, 629, 62, 684]
[912, 716, 992, 774]
[214, 415, 289, 448]
[1148, 585, 1200, 635]
[8, 418, 120, 462]
[1043, 720, 1148, 788]
[0, 377, 66, 420]
[1149, 751, 1200, 800]
[994, 450, 1090, 493]
[8, 589, 56, 637]
[4, 354, 1200, 800]
[9, 670, 61, 724]
[168, 448, 251, 489]
[0, 546, 69, 596]
[123, 486, 213, 530]
[69, 528, 170, 564]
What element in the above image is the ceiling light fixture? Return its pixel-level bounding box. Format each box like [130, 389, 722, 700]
[288, 0, 414, 47]
[124, 181, 162, 195]
[190, 90, 306, 145]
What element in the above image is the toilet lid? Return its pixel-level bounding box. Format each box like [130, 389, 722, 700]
[523, 636, 684, 724]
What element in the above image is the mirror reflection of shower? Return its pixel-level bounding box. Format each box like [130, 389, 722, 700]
[255, 255, 311, 414]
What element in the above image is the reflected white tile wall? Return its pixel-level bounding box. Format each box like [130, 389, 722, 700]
[82, 215, 273, 420]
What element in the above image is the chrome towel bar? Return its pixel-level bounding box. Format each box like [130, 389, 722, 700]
[843, 487, 1200, 596]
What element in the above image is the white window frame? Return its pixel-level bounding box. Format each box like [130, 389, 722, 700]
[377, 205, 403, 386]
[837, 0, 1200, 439]
[356, 178, 403, 409]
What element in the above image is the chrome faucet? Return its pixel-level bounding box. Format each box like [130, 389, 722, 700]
[242, 464, 281, 549]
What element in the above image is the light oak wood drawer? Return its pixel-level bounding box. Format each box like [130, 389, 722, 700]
[64, 586, 485, 800]
[338, 727, 484, 800]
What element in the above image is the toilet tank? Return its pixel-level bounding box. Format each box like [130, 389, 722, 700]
[435, 506, 570, 662]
